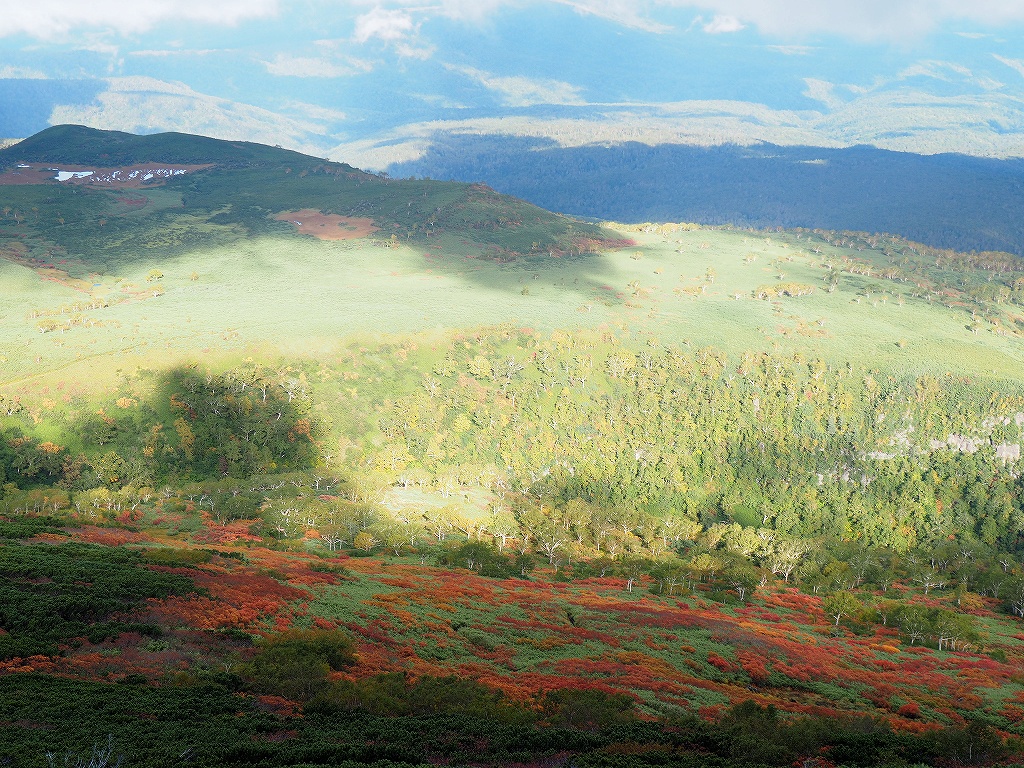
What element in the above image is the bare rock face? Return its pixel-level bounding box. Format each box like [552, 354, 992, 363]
[995, 443, 1021, 463]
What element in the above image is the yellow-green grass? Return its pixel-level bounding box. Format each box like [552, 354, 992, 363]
[3, 226, 1023, 398]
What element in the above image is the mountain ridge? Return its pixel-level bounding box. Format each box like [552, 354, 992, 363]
[0, 125, 621, 289]
[0, 124, 348, 170]
[389, 134, 1024, 257]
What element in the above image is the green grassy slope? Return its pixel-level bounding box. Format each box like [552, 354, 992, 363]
[3, 224, 1023, 390]
[0, 125, 611, 276]
[1, 124, 326, 168]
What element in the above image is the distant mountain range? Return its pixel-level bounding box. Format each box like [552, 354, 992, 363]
[389, 134, 1024, 257]
[8, 125, 1024, 261]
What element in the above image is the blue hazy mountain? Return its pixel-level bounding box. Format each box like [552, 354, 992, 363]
[390, 135, 1024, 256]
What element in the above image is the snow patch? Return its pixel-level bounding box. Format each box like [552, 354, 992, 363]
[52, 167, 192, 184]
[55, 171, 94, 181]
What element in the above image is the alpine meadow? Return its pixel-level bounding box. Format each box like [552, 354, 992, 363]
[2, 123, 1024, 768]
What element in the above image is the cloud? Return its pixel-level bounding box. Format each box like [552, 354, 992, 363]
[994, 54, 1024, 79]
[395, 42, 437, 60]
[702, 14, 744, 33]
[284, 101, 348, 122]
[894, 59, 1003, 90]
[350, 6, 437, 57]
[0, 0, 278, 40]
[766, 44, 814, 55]
[345, 0, 671, 33]
[680, 0, 1024, 41]
[802, 78, 845, 110]
[48, 76, 333, 154]
[449, 65, 586, 107]
[352, 0, 669, 31]
[263, 54, 364, 78]
[130, 49, 221, 57]
[30, 0, 1001, 48]
[0, 65, 47, 79]
[343, 1, 1024, 41]
[353, 8, 416, 43]
[430, 0, 511, 24]
[898, 60, 973, 81]
[328, 135, 435, 170]
[415, 93, 470, 109]
[554, 1, 672, 32]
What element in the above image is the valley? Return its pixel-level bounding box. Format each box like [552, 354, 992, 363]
[1, 127, 1023, 768]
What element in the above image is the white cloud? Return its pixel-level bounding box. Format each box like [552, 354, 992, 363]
[975, 75, 1004, 91]
[353, 8, 415, 43]
[48, 76, 333, 155]
[802, 78, 845, 110]
[898, 60, 973, 81]
[555, 1, 672, 32]
[284, 101, 348, 122]
[994, 54, 1024, 79]
[263, 54, 363, 78]
[130, 49, 221, 57]
[395, 42, 436, 60]
[766, 44, 814, 55]
[345, 0, 670, 33]
[0, 0, 278, 40]
[0, 65, 47, 79]
[431, 0, 511, 24]
[702, 14, 744, 33]
[349, 0, 668, 31]
[449, 65, 586, 107]
[329, 135, 435, 170]
[894, 59, 1003, 90]
[351, 6, 438, 57]
[339, 1, 1024, 41]
[680, 0, 1024, 41]
[29, 0, 1012, 46]
[415, 93, 469, 109]
[356, 0, 1024, 39]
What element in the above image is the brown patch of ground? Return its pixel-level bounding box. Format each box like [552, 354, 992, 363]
[0, 244, 95, 293]
[0, 163, 212, 187]
[33, 266, 95, 293]
[274, 209, 378, 241]
[0, 166, 54, 185]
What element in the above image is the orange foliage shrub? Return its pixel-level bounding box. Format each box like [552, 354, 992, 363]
[706, 652, 734, 673]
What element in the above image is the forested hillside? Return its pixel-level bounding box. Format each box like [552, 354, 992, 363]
[6, 327, 1024, 553]
[3, 331, 1024, 766]
[390, 136, 1024, 256]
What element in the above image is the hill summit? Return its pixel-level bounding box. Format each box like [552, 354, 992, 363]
[0, 125, 624, 273]
[1, 124, 339, 170]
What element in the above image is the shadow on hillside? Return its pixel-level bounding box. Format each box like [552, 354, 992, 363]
[398, 237, 632, 302]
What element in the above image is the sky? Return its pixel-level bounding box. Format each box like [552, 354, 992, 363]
[1, 1, 1024, 168]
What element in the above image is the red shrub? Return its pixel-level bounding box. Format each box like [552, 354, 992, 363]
[706, 652, 734, 673]
[897, 702, 921, 719]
